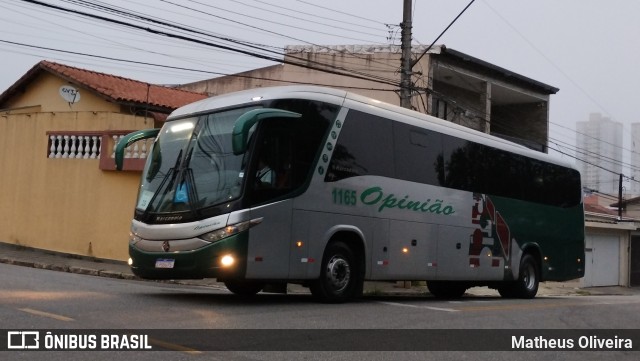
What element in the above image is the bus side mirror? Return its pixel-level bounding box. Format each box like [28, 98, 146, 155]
[232, 108, 301, 155]
[115, 128, 160, 170]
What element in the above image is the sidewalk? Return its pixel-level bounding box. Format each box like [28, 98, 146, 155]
[1, 242, 637, 297]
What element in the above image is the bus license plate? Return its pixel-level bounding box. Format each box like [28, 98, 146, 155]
[155, 259, 175, 269]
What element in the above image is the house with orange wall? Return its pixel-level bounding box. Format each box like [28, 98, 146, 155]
[0, 61, 206, 260]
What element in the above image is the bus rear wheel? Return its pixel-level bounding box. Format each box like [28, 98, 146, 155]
[310, 241, 360, 303]
[498, 253, 539, 299]
[427, 281, 467, 299]
[224, 280, 265, 296]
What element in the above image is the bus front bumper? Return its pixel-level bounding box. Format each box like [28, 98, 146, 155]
[128, 232, 248, 280]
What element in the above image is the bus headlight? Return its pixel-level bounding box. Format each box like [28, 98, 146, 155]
[199, 217, 263, 243]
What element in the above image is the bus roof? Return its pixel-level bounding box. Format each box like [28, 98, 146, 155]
[167, 85, 576, 171]
[168, 86, 349, 119]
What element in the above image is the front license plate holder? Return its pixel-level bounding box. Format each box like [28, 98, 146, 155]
[155, 259, 175, 269]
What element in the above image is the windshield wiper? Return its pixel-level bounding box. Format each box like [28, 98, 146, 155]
[140, 148, 183, 219]
[175, 147, 201, 218]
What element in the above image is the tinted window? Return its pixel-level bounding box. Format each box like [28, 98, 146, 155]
[442, 134, 580, 207]
[394, 122, 443, 185]
[524, 158, 582, 207]
[325, 109, 580, 208]
[325, 110, 394, 182]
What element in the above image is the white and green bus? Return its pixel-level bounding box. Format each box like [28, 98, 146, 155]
[116, 86, 584, 302]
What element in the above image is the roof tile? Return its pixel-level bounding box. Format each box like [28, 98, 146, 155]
[1, 60, 208, 111]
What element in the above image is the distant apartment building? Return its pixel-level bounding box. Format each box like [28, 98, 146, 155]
[576, 113, 623, 195]
[631, 123, 640, 195]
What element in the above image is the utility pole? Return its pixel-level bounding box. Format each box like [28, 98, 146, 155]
[400, 0, 413, 109]
[399, 0, 413, 289]
[618, 173, 623, 220]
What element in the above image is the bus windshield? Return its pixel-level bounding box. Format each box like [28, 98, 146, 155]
[136, 106, 260, 215]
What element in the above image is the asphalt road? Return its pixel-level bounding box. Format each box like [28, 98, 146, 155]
[2, 263, 640, 360]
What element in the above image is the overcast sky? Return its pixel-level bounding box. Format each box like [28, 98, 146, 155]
[1, 0, 639, 168]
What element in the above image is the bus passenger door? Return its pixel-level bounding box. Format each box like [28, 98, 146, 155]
[245, 199, 293, 279]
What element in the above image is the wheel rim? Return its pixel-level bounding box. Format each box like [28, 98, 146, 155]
[325, 255, 351, 292]
[522, 262, 536, 290]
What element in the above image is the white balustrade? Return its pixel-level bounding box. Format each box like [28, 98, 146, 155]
[90, 136, 98, 159]
[62, 135, 69, 158]
[111, 135, 121, 159]
[55, 135, 62, 158]
[48, 133, 101, 159]
[49, 135, 56, 158]
[70, 135, 77, 158]
[83, 136, 91, 159]
[48, 132, 148, 162]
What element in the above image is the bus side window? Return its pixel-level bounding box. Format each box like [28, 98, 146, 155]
[325, 110, 394, 182]
[249, 105, 332, 204]
[393, 122, 443, 186]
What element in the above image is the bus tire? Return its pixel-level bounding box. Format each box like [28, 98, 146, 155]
[224, 280, 265, 296]
[498, 253, 539, 299]
[310, 241, 359, 303]
[427, 281, 467, 299]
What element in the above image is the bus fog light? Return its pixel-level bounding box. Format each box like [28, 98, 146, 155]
[221, 254, 235, 267]
[127, 258, 133, 266]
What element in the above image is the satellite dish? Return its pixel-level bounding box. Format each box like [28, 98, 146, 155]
[59, 85, 81, 103]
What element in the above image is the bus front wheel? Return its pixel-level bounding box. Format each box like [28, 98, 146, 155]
[310, 241, 360, 303]
[224, 280, 265, 296]
[498, 253, 539, 299]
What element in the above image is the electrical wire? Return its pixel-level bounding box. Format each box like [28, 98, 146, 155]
[227, 0, 386, 38]
[67, 0, 402, 81]
[295, 0, 388, 26]
[159, 0, 401, 73]
[0, 38, 398, 92]
[175, 0, 384, 44]
[18, 0, 402, 87]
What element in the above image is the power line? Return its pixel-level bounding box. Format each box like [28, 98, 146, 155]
[19, 0, 402, 87]
[295, 0, 389, 26]
[424, 56, 640, 178]
[416, 80, 638, 187]
[0, 38, 397, 92]
[552, 120, 640, 158]
[0, 1, 254, 74]
[174, 0, 383, 44]
[16, 0, 632, 191]
[159, 0, 400, 73]
[244, 0, 384, 32]
[79, 0, 401, 82]
[412, 0, 476, 66]
[480, 0, 612, 117]
[228, 0, 386, 37]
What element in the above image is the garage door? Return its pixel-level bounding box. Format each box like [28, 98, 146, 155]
[583, 234, 620, 287]
[630, 236, 640, 286]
